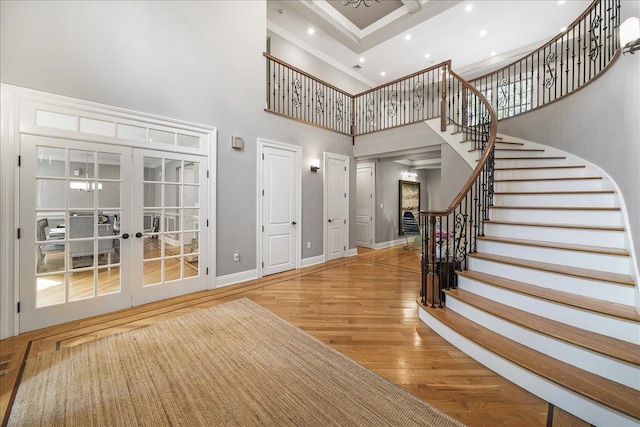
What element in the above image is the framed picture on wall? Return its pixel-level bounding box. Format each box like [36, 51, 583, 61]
[399, 180, 420, 235]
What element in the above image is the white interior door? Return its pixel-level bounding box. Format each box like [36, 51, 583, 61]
[261, 145, 299, 276]
[325, 153, 348, 261]
[19, 135, 132, 332]
[356, 163, 374, 248]
[131, 150, 208, 306]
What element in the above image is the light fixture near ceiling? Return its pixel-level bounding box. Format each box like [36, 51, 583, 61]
[341, 0, 382, 8]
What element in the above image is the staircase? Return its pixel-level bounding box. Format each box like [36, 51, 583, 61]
[418, 135, 640, 426]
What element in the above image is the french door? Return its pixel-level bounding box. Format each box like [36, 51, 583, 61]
[19, 135, 207, 332]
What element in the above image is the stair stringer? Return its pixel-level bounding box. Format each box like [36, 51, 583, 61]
[418, 307, 640, 427]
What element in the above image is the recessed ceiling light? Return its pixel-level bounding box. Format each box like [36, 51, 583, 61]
[558, 1, 566, 4]
[381, 71, 386, 77]
[308, 27, 315, 35]
[465, 4, 473, 12]
[424, 53, 431, 59]
[359, 57, 365, 63]
[490, 51, 496, 57]
[479, 30, 487, 37]
[405, 34, 412, 41]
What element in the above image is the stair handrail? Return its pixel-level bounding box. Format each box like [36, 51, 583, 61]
[467, 0, 621, 122]
[419, 65, 498, 307]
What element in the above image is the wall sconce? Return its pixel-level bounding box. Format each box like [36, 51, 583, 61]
[310, 159, 320, 172]
[621, 17, 640, 55]
[231, 136, 244, 150]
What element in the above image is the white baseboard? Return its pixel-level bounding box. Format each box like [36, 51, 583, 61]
[373, 238, 406, 250]
[215, 269, 258, 288]
[301, 255, 326, 268]
[347, 248, 358, 257]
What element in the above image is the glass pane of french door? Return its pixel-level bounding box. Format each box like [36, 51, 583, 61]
[132, 150, 207, 306]
[19, 135, 132, 333]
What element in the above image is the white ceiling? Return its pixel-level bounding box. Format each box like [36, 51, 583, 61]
[267, 0, 592, 87]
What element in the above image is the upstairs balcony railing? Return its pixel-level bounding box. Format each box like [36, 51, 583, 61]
[468, 0, 620, 122]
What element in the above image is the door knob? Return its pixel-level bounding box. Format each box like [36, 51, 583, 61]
[135, 232, 143, 238]
[291, 221, 297, 226]
[122, 233, 130, 239]
[328, 219, 333, 223]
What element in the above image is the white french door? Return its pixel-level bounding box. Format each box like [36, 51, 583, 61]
[260, 143, 300, 276]
[19, 135, 133, 332]
[325, 153, 349, 261]
[131, 150, 207, 305]
[19, 136, 207, 332]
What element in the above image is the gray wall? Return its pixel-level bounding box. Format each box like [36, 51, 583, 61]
[498, 2, 640, 276]
[375, 161, 407, 243]
[1, 1, 361, 279]
[419, 169, 442, 211]
[440, 144, 473, 209]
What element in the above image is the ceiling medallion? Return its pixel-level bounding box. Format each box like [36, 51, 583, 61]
[341, 0, 383, 8]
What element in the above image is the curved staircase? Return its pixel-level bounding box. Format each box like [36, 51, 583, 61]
[418, 135, 640, 426]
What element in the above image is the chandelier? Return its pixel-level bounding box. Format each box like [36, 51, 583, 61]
[341, 0, 382, 8]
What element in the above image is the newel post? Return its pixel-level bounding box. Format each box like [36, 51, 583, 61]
[440, 63, 448, 132]
[427, 215, 440, 307]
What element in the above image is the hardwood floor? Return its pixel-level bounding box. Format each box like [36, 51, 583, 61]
[0, 246, 587, 426]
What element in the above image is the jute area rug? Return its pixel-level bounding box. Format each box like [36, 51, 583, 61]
[9, 298, 466, 426]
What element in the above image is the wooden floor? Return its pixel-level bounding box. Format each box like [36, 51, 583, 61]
[0, 246, 587, 426]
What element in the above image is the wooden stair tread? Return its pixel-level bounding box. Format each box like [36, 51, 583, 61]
[468, 252, 635, 286]
[494, 156, 566, 160]
[495, 164, 585, 170]
[477, 235, 629, 256]
[446, 288, 640, 366]
[421, 303, 640, 420]
[494, 190, 615, 195]
[485, 220, 625, 232]
[469, 146, 534, 152]
[495, 176, 602, 182]
[490, 205, 620, 211]
[457, 270, 640, 323]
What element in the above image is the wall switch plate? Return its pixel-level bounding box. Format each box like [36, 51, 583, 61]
[233, 251, 240, 262]
[307, 241, 311, 249]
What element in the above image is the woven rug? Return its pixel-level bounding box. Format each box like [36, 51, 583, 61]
[8, 298, 465, 426]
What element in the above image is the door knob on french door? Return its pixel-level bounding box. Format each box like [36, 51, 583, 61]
[135, 232, 143, 238]
[122, 233, 130, 239]
[328, 219, 333, 223]
[291, 221, 297, 226]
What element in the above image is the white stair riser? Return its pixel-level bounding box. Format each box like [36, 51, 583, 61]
[494, 179, 604, 192]
[457, 277, 640, 344]
[476, 240, 631, 275]
[489, 208, 622, 226]
[445, 297, 640, 389]
[494, 193, 617, 208]
[494, 158, 570, 168]
[467, 257, 635, 304]
[418, 308, 639, 427]
[495, 168, 588, 180]
[484, 223, 627, 249]
[494, 150, 546, 158]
